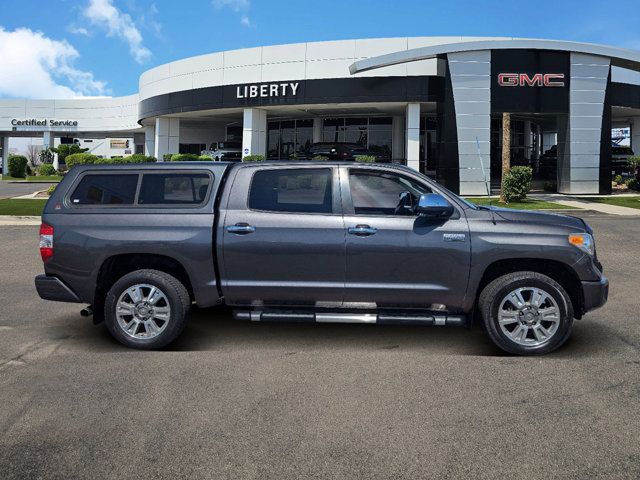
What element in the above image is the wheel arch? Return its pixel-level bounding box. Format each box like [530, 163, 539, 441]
[94, 254, 194, 321]
[475, 258, 583, 319]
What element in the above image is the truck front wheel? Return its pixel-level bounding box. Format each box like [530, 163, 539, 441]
[479, 271, 574, 355]
[104, 269, 191, 349]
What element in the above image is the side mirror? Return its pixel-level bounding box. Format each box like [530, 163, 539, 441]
[416, 193, 454, 218]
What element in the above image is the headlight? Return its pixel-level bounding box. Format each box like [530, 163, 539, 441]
[568, 233, 595, 256]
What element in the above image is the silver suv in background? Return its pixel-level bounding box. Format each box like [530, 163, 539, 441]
[200, 141, 242, 161]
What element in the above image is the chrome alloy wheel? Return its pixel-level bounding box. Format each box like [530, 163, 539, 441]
[115, 284, 171, 339]
[497, 287, 561, 347]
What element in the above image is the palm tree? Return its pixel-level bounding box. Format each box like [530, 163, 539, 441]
[500, 112, 511, 202]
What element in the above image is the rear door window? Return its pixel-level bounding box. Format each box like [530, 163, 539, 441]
[70, 174, 138, 205]
[138, 173, 211, 205]
[249, 168, 333, 214]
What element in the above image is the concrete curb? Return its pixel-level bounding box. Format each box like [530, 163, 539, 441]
[0, 216, 41, 226]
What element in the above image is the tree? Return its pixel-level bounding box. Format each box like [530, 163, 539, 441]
[500, 112, 511, 203]
[26, 144, 42, 167]
[53, 144, 88, 165]
[39, 148, 55, 164]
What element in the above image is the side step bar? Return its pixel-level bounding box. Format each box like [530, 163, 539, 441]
[233, 310, 466, 327]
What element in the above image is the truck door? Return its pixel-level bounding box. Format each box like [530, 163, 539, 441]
[220, 165, 346, 306]
[340, 166, 471, 309]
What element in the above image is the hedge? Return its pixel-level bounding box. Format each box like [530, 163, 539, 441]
[66, 153, 156, 168]
[354, 155, 376, 163]
[169, 153, 211, 162]
[242, 155, 265, 162]
[8, 155, 28, 178]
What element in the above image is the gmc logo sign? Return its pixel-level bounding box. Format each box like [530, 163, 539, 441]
[498, 73, 565, 87]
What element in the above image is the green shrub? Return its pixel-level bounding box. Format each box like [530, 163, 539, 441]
[613, 174, 623, 185]
[543, 181, 557, 192]
[354, 155, 376, 163]
[38, 163, 56, 176]
[502, 166, 533, 203]
[163, 153, 174, 161]
[8, 155, 28, 178]
[26, 165, 33, 176]
[627, 156, 640, 171]
[242, 155, 265, 162]
[65, 153, 99, 168]
[46, 184, 57, 196]
[624, 177, 639, 190]
[312, 155, 329, 161]
[198, 155, 212, 161]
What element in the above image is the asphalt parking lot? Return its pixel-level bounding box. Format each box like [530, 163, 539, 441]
[0, 213, 638, 480]
[0, 181, 54, 199]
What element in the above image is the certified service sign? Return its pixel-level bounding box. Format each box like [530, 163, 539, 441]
[11, 119, 79, 127]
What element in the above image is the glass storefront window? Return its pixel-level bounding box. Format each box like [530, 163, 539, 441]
[267, 116, 394, 160]
[267, 119, 316, 159]
[280, 120, 296, 160]
[267, 121, 280, 159]
[344, 117, 368, 146]
[368, 117, 393, 158]
[295, 119, 313, 158]
[323, 118, 343, 143]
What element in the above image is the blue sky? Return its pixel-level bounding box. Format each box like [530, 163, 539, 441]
[0, 0, 639, 98]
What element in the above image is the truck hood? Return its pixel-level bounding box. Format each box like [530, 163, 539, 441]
[486, 207, 588, 231]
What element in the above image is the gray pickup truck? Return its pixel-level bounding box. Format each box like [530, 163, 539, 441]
[35, 161, 608, 354]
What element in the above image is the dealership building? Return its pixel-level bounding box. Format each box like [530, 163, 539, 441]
[2, 36, 640, 195]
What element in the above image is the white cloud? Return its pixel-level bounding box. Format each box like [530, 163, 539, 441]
[68, 25, 90, 36]
[213, 0, 252, 27]
[213, 0, 250, 11]
[0, 27, 108, 99]
[83, 0, 151, 63]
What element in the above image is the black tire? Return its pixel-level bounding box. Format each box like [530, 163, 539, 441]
[478, 271, 574, 355]
[104, 269, 191, 349]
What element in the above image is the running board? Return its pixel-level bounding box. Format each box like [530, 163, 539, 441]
[232, 310, 466, 327]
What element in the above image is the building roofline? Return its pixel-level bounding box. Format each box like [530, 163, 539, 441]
[349, 38, 640, 75]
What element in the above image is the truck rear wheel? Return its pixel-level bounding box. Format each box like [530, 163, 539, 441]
[104, 269, 191, 349]
[478, 271, 574, 355]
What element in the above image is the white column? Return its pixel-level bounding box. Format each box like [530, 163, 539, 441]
[312, 118, 323, 143]
[1, 137, 9, 176]
[392, 115, 405, 161]
[43, 132, 57, 169]
[144, 126, 156, 157]
[405, 103, 420, 171]
[242, 108, 267, 158]
[154, 118, 180, 161]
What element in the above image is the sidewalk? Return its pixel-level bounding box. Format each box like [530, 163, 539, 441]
[531, 194, 640, 216]
[0, 216, 41, 226]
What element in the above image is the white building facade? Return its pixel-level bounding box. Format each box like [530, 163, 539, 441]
[2, 36, 640, 194]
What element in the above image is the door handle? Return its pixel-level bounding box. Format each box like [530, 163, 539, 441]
[348, 224, 377, 236]
[226, 223, 256, 234]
